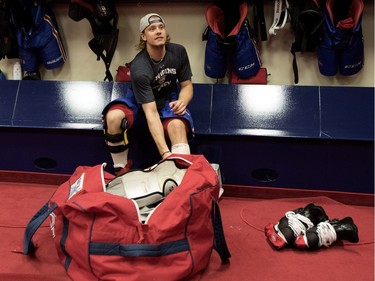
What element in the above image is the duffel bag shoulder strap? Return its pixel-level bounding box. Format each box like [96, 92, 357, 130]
[22, 163, 110, 255]
[180, 154, 230, 262]
[212, 200, 231, 262]
[22, 202, 57, 254]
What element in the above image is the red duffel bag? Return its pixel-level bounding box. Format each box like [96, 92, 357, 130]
[22, 154, 230, 281]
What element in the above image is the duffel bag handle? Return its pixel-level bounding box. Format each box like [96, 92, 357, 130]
[23, 202, 57, 254]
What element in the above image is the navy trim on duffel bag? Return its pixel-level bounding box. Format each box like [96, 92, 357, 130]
[23, 202, 57, 254]
[89, 238, 189, 257]
[61, 216, 72, 270]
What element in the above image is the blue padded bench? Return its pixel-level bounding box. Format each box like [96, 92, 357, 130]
[0, 80, 373, 194]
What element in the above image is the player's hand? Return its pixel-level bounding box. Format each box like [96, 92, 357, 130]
[169, 100, 186, 115]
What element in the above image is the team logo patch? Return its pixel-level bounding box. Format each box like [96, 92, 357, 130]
[68, 173, 85, 200]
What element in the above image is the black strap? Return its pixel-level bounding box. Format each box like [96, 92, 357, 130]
[202, 26, 209, 41]
[88, 25, 119, 82]
[253, 0, 267, 41]
[212, 200, 231, 262]
[291, 42, 299, 84]
[23, 202, 57, 254]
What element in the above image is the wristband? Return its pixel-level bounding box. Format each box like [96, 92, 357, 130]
[161, 151, 170, 157]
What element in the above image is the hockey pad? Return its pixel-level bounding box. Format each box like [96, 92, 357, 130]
[318, 44, 338, 76]
[231, 19, 261, 79]
[203, 2, 247, 79]
[339, 29, 364, 76]
[221, 2, 261, 79]
[105, 159, 187, 208]
[203, 26, 227, 79]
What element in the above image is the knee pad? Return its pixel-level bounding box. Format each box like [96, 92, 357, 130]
[103, 118, 129, 153]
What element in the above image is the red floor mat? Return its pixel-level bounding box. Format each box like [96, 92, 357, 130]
[0, 183, 70, 281]
[0, 183, 373, 281]
[200, 196, 374, 281]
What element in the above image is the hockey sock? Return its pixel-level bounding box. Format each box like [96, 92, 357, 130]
[171, 143, 190, 154]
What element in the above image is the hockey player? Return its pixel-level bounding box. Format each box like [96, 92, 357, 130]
[102, 13, 194, 176]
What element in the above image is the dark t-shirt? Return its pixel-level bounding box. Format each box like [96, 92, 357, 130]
[130, 43, 192, 111]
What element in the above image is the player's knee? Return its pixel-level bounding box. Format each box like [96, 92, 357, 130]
[166, 118, 188, 135]
[104, 109, 126, 133]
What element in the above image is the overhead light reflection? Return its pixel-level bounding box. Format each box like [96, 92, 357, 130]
[238, 85, 286, 116]
[62, 82, 105, 115]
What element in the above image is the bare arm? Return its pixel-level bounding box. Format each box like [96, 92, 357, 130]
[142, 101, 170, 157]
[169, 80, 193, 115]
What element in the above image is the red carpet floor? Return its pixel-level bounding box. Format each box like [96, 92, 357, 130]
[199, 196, 374, 281]
[0, 181, 373, 281]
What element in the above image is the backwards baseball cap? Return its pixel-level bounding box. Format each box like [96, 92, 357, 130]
[139, 13, 165, 33]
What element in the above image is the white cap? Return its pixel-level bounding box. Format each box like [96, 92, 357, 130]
[139, 13, 165, 33]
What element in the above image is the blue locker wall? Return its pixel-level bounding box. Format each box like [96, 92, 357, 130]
[0, 80, 373, 193]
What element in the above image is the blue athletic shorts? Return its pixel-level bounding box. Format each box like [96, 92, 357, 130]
[102, 87, 195, 140]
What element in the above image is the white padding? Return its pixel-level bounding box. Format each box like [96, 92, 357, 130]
[106, 160, 187, 208]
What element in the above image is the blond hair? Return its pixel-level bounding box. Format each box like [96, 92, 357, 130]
[135, 34, 171, 51]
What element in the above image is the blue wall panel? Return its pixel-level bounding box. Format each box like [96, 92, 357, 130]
[0, 81, 19, 126]
[13, 80, 112, 129]
[0, 128, 112, 174]
[321, 86, 374, 140]
[191, 136, 373, 194]
[210, 85, 321, 138]
[188, 84, 212, 134]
